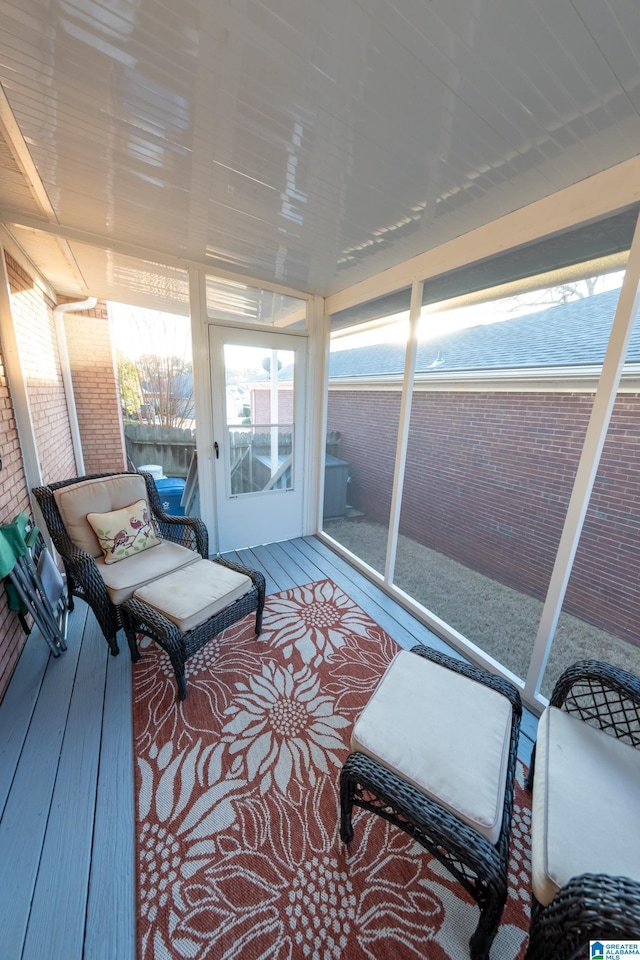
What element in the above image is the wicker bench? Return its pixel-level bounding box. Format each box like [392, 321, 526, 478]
[340, 645, 522, 960]
[121, 557, 265, 699]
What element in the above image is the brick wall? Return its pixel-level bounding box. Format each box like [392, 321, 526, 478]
[327, 389, 402, 527]
[0, 258, 125, 703]
[7, 254, 77, 483]
[0, 251, 75, 701]
[64, 303, 126, 473]
[327, 386, 640, 648]
[0, 341, 31, 700]
[251, 387, 294, 425]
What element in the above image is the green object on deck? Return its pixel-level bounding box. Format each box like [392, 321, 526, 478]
[0, 513, 30, 579]
[0, 513, 44, 616]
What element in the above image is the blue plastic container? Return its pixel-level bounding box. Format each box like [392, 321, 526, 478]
[155, 477, 186, 516]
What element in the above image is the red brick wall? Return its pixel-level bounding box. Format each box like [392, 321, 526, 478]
[0, 251, 73, 701]
[0, 260, 125, 703]
[64, 303, 126, 474]
[327, 386, 640, 648]
[0, 341, 31, 700]
[251, 387, 294, 425]
[7, 254, 77, 483]
[327, 389, 402, 527]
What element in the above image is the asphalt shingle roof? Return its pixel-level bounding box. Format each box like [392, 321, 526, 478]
[328, 288, 640, 378]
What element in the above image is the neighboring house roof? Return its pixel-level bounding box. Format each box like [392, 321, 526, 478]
[328, 288, 640, 378]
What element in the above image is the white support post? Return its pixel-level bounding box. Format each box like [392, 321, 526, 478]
[0, 246, 42, 493]
[188, 266, 216, 554]
[525, 209, 640, 703]
[384, 281, 423, 584]
[307, 295, 329, 535]
[270, 349, 279, 478]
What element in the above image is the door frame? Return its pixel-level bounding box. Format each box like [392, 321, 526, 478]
[189, 267, 325, 556]
[208, 325, 308, 552]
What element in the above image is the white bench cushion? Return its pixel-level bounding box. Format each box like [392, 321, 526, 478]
[133, 558, 252, 633]
[531, 706, 640, 906]
[351, 650, 513, 844]
[98, 540, 199, 605]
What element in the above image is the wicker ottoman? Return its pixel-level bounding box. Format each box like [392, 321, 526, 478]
[121, 557, 265, 699]
[340, 645, 522, 960]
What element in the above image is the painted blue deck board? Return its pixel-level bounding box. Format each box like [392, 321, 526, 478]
[232, 546, 279, 595]
[22, 614, 108, 960]
[277, 538, 326, 583]
[519, 708, 539, 744]
[245, 543, 297, 592]
[84, 624, 135, 960]
[0, 607, 84, 958]
[0, 621, 60, 819]
[263, 540, 316, 588]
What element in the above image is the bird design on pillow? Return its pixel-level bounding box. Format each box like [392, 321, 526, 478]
[111, 529, 130, 553]
[87, 498, 160, 563]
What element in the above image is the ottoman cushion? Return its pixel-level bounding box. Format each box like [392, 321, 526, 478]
[351, 650, 513, 844]
[98, 540, 199, 605]
[133, 558, 253, 632]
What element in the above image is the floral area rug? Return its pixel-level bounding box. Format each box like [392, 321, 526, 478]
[132, 578, 532, 960]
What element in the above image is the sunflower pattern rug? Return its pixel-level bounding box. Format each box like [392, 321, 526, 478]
[132, 578, 531, 960]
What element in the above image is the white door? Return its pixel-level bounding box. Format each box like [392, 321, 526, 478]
[208, 326, 307, 552]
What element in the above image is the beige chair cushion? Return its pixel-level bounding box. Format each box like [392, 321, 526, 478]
[351, 650, 513, 844]
[133, 559, 253, 633]
[97, 540, 199, 605]
[54, 474, 150, 557]
[531, 705, 640, 907]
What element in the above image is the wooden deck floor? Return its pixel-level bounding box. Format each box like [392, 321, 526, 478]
[0, 536, 537, 960]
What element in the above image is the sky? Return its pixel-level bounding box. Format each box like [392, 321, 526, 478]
[108, 303, 192, 360]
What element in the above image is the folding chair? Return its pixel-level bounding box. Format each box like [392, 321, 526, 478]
[0, 513, 67, 657]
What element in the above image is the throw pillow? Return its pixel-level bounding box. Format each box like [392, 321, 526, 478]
[87, 498, 160, 564]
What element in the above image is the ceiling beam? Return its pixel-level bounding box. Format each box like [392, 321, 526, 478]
[0, 208, 311, 303]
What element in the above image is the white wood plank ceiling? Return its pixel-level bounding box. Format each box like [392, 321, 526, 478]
[0, 0, 640, 306]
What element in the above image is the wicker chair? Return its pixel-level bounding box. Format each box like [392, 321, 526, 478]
[32, 471, 208, 655]
[340, 645, 522, 960]
[525, 659, 640, 960]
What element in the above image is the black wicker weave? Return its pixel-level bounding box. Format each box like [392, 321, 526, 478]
[340, 645, 522, 960]
[32, 471, 208, 656]
[524, 659, 640, 960]
[121, 557, 266, 699]
[526, 658, 640, 788]
[525, 873, 640, 960]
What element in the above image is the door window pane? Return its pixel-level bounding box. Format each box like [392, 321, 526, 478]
[223, 344, 294, 497]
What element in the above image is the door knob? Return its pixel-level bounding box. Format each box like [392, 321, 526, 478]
[214, 441, 219, 459]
